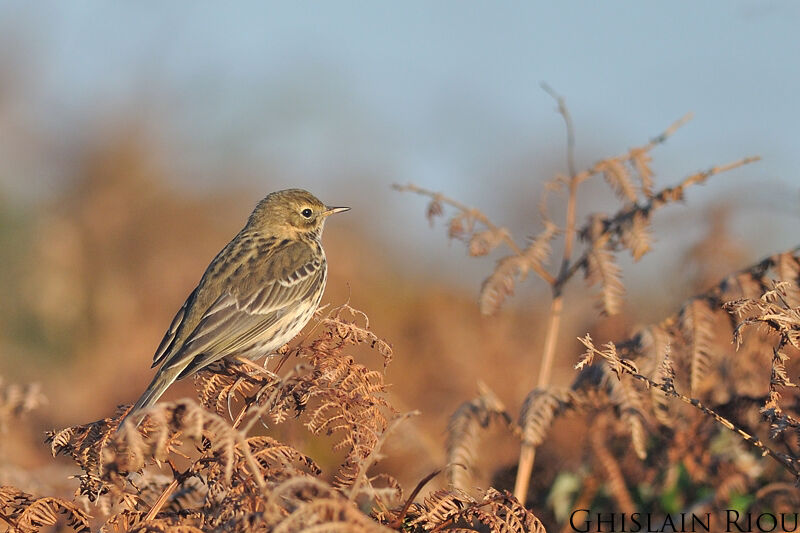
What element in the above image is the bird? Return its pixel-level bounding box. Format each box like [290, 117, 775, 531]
[119, 188, 349, 428]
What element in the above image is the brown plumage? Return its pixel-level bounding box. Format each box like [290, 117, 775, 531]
[120, 189, 348, 427]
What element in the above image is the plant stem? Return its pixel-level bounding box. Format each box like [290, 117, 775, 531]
[537, 296, 564, 390]
[145, 479, 178, 521]
[514, 85, 577, 503]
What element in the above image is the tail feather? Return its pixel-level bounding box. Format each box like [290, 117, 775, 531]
[119, 367, 182, 430]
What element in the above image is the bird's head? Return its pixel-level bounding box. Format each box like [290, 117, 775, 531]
[247, 189, 349, 239]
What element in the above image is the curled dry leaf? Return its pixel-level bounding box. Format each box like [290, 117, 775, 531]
[479, 222, 558, 315]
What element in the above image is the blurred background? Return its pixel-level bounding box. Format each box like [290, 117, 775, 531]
[1, 0, 799, 501]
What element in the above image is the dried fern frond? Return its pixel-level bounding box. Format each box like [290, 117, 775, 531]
[258, 476, 392, 533]
[728, 281, 800, 351]
[193, 360, 267, 417]
[345, 411, 415, 505]
[246, 435, 321, 478]
[37, 305, 413, 532]
[425, 194, 444, 226]
[629, 147, 654, 198]
[518, 387, 577, 449]
[314, 303, 394, 366]
[0, 486, 90, 533]
[619, 211, 652, 261]
[408, 487, 546, 532]
[271, 497, 394, 533]
[776, 254, 800, 307]
[600, 365, 648, 460]
[579, 156, 760, 251]
[47, 398, 261, 505]
[227, 304, 397, 488]
[446, 383, 511, 490]
[469, 228, 512, 257]
[479, 222, 558, 315]
[724, 280, 800, 442]
[569, 156, 760, 305]
[578, 331, 800, 478]
[584, 239, 625, 315]
[46, 405, 136, 501]
[589, 417, 636, 515]
[679, 298, 717, 395]
[597, 158, 638, 202]
[574, 336, 649, 459]
[642, 329, 676, 427]
[393, 182, 557, 294]
[0, 378, 46, 433]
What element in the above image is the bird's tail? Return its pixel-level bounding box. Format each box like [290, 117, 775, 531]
[118, 367, 182, 430]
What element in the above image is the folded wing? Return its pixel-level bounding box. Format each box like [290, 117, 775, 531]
[155, 240, 324, 379]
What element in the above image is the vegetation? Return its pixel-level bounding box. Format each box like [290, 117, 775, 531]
[2, 93, 798, 532]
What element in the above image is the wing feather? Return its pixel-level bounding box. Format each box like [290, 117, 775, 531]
[151, 288, 196, 368]
[160, 241, 324, 378]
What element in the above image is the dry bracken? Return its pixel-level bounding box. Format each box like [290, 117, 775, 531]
[3, 305, 547, 532]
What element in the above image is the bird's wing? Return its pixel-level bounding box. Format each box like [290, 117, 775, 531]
[151, 288, 197, 368]
[159, 240, 324, 378]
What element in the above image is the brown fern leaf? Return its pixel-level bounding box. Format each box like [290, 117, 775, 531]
[245, 477, 391, 532]
[577, 335, 649, 459]
[724, 281, 800, 439]
[408, 488, 471, 528]
[0, 486, 90, 533]
[537, 175, 566, 222]
[728, 281, 800, 351]
[47, 399, 250, 505]
[679, 298, 717, 395]
[479, 222, 557, 315]
[629, 147, 654, 198]
[734, 271, 767, 300]
[260, 325, 395, 488]
[316, 304, 394, 367]
[247, 436, 321, 477]
[46, 405, 135, 499]
[590, 418, 636, 515]
[469, 228, 511, 257]
[409, 488, 545, 532]
[713, 470, 750, 507]
[104, 510, 203, 533]
[271, 498, 390, 532]
[578, 156, 759, 261]
[640, 327, 676, 427]
[600, 365, 648, 460]
[364, 473, 404, 512]
[448, 210, 477, 240]
[343, 412, 415, 509]
[426, 195, 444, 226]
[620, 211, 652, 261]
[0, 379, 46, 433]
[446, 383, 509, 490]
[243, 307, 395, 492]
[518, 387, 576, 449]
[193, 361, 263, 417]
[598, 158, 637, 202]
[584, 240, 625, 315]
[776, 253, 800, 307]
[479, 255, 522, 316]
[577, 334, 641, 378]
[136, 400, 244, 482]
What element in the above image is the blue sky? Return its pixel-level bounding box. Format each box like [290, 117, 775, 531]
[1, 2, 799, 285]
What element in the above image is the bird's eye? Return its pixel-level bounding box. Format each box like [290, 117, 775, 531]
[301, 208, 313, 218]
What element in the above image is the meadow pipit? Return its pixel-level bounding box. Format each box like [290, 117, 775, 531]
[121, 189, 348, 427]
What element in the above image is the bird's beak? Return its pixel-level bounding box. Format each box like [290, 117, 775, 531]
[323, 206, 350, 217]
